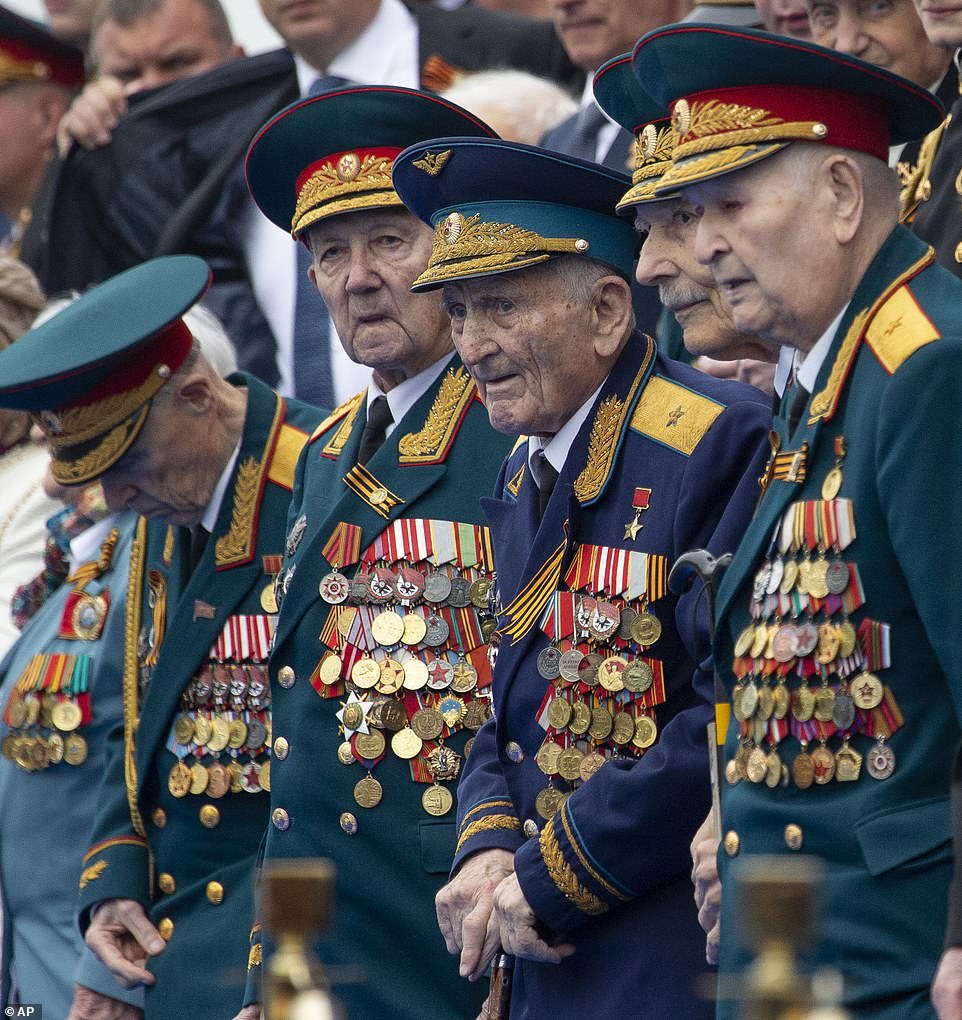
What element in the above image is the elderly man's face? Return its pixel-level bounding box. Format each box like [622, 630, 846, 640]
[754, 0, 813, 37]
[94, 0, 236, 89]
[441, 262, 609, 437]
[911, 0, 962, 49]
[548, 0, 681, 71]
[634, 197, 771, 362]
[307, 207, 453, 388]
[809, 0, 948, 86]
[98, 396, 219, 526]
[686, 153, 834, 352]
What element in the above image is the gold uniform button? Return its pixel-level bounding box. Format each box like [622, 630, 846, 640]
[157, 873, 176, 895]
[151, 808, 167, 828]
[273, 737, 289, 760]
[158, 918, 174, 941]
[724, 830, 740, 857]
[199, 805, 220, 829]
[206, 881, 224, 905]
[340, 811, 358, 835]
[955, 241, 962, 264]
[272, 807, 291, 831]
[277, 666, 296, 689]
[784, 823, 803, 851]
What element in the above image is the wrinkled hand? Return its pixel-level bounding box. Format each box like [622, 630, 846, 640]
[492, 873, 575, 965]
[85, 898, 165, 989]
[692, 356, 776, 398]
[230, 1005, 263, 1020]
[933, 946, 962, 1019]
[690, 811, 721, 965]
[436, 848, 515, 981]
[57, 76, 129, 155]
[66, 983, 142, 1020]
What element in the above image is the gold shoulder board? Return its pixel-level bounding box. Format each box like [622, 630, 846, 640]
[267, 423, 309, 491]
[629, 376, 724, 456]
[864, 284, 940, 374]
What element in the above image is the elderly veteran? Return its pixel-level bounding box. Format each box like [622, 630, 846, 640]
[633, 22, 954, 1019]
[392, 135, 771, 1019]
[237, 86, 513, 1020]
[0, 255, 324, 1020]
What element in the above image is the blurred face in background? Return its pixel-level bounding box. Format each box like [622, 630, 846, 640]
[755, 0, 813, 37]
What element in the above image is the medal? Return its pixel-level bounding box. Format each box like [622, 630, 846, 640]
[557, 747, 584, 781]
[71, 593, 108, 640]
[587, 601, 620, 642]
[568, 701, 591, 735]
[260, 583, 279, 614]
[439, 695, 466, 727]
[578, 652, 603, 687]
[825, 560, 848, 595]
[766, 559, 784, 596]
[174, 714, 194, 745]
[426, 659, 454, 691]
[812, 744, 835, 784]
[318, 652, 343, 687]
[630, 612, 662, 647]
[771, 624, 798, 663]
[579, 751, 606, 781]
[376, 658, 405, 695]
[463, 699, 490, 731]
[588, 706, 613, 741]
[428, 745, 462, 782]
[451, 659, 478, 694]
[794, 622, 819, 657]
[260, 761, 271, 793]
[411, 708, 444, 741]
[536, 741, 563, 775]
[247, 718, 267, 751]
[734, 625, 755, 658]
[168, 762, 192, 797]
[241, 761, 262, 792]
[402, 658, 429, 691]
[190, 762, 210, 795]
[351, 657, 381, 690]
[391, 727, 423, 759]
[611, 711, 635, 745]
[47, 733, 64, 764]
[632, 714, 658, 749]
[765, 748, 782, 788]
[624, 487, 651, 541]
[836, 620, 857, 658]
[832, 691, 856, 730]
[207, 762, 231, 798]
[597, 656, 627, 692]
[193, 714, 213, 746]
[378, 699, 407, 732]
[622, 659, 654, 693]
[355, 729, 386, 759]
[395, 567, 426, 601]
[779, 559, 799, 595]
[228, 719, 248, 749]
[52, 700, 82, 732]
[725, 759, 740, 786]
[746, 747, 767, 783]
[813, 685, 836, 723]
[423, 570, 452, 604]
[354, 774, 384, 808]
[469, 577, 492, 609]
[63, 734, 87, 766]
[851, 671, 883, 710]
[286, 515, 307, 556]
[207, 717, 231, 753]
[756, 684, 775, 722]
[448, 576, 472, 608]
[617, 607, 638, 642]
[402, 612, 428, 646]
[791, 686, 815, 723]
[792, 748, 815, 789]
[558, 649, 584, 684]
[536, 786, 562, 819]
[546, 696, 572, 729]
[834, 741, 862, 781]
[866, 736, 895, 780]
[372, 611, 405, 647]
[815, 622, 839, 664]
[749, 625, 769, 659]
[337, 741, 355, 765]
[424, 614, 450, 647]
[319, 571, 350, 605]
[821, 436, 847, 500]
[422, 784, 454, 817]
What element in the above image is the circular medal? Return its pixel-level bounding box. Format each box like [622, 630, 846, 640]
[791, 686, 815, 722]
[29, 739, 49, 770]
[193, 714, 213, 746]
[341, 702, 365, 732]
[557, 747, 584, 781]
[451, 660, 479, 694]
[52, 700, 82, 732]
[746, 747, 767, 783]
[536, 786, 562, 819]
[376, 658, 405, 695]
[612, 711, 635, 745]
[318, 652, 343, 687]
[779, 559, 800, 595]
[739, 683, 759, 720]
[813, 686, 836, 722]
[632, 714, 658, 749]
[354, 774, 384, 808]
[228, 719, 248, 749]
[355, 729, 387, 760]
[189, 762, 210, 795]
[260, 583, 279, 614]
[351, 657, 381, 690]
[424, 615, 450, 647]
[630, 612, 662, 647]
[796, 559, 813, 596]
[207, 762, 231, 798]
[537, 645, 562, 680]
[395, 567, 426, 601]
[734, 626, 755, 658]
[337, 740, 356, 765]
[207, 717, 231, 753]
[765, 749, 782, 788]
[402, 612, 428, 646]
[7, 697, 27, 729]
[623, 659, 654, 694]
[794, 622, 819, 657]
[259, 761, 271, 793]
[402, 658, 429, 691]
[812, 744, 836, 784]
[72, 594, 107, 639]
[617, 607, 638, 642]
[379, 700, 408, 732]
[816, 623, 840, 664]
[766, 559, 784, 596]
[725, 759, 741, 786]
[241, 761, 262, 793]
[168, 761, 192, 797]
[808, 559, 830, 599]
[597, 656, 627, 692]
[588, 707, 613, 741]
[772, 683, 790, 720]
[579, 751, 606, 782]
[756, 684, 775, 722]
[411, 708, 445, 741]
[372, 610, 405, 647]
[426, 659, 454, 691]
[228, 762, 244, 792]
[568, 701, 591, 735]
[392, 728, 424, 760]
[832, 691, 856, 731]
[47, 732, 64, 764]
[749, 625, 770, 659]
[469, 577, 492, 609]
[821, 465, 843, 500]
[63, 734, 87, 766]
[851, 671, 883, 710]
[771, 624, 799, 663]
[792, 750, 815, 789]
[422, 784, 454, 817]
[247, 718, 267, 751]
[536, 741, 563, 775]
[463, 699, 491, 731]
[319, 571, 350, 604]
[836, 620, 857, 658]
[546, 696, 572, 730]
[579, 652, 603, 688]
[174, 713, 195, 745]
[866, 739, 895, 780]
[825, 560, 849, 595]
[558, 649, 585, 684]
[447, 576, 472, 608]
[424, 570, 453, 604]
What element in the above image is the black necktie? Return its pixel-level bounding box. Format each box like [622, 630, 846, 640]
[567, 103, 608, 161]
[786, 383, 809, 436]
[358, 395, 393, 466]
[533, 450, 559, 517]
[189, 525, 210, 572]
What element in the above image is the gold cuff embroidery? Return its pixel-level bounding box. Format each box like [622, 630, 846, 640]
[455, 814, 521, 855]
[539, 817, 607, 916]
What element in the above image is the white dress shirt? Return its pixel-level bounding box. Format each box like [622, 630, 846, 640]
[528, 381, 605, 485]
[367, 352, 455, 439]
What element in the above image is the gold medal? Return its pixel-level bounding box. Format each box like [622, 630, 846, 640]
[792, 749, 815, 789]
[812, 744, 835, 784]
[318, 652, 343, 686]
[391, 727, 423, 760]
[779, 559, 799, 595]
[355, 729, 387, 760]
[725, 759, 740, 786]
[557, 747, 584, 781]
[835, 742, 862, 781]
[228, 719, 248, 749]
[808, 557, 830, 599]
[351, 657, 381, 689]
[463, 699, 490, 732]
[821, 465, 843, 500]
[765, 748, 782, 788]
[579, 751, 606, 782]
[206, 761, 231, 798]
[193, 714, 213, 746]
[630, 612, 662, 646]
[376, 658, 405, 695]
[398, 657, 426, 691]
[52, 699, 82, 733]
[623, 659, 654, 693]
[746, 747, 767, 783]
[259, 760, 271, 792]
[756, 684, 775, 722]
[851, 671, 883, 710]
[29, 738, 49, 770]
[71, 593, 107, 639]
[337, 740, 355, 765]
[190, 762, 210, 795]
[228, 761, 243, 793]
[796, 559, 813, 595]
[402, 612, 428, 646]
[749, 625, 769, 659]
[174, 713, 194, 745]
[836, 620, 857, 658]
[588, 706, 613, 741]
[372, 611, 405, 647]
[536, 786, 561, 819]
[611, 711, 635, 745]
[354, 774, 384, 808]
[815, 622, 839, 664]
[168, 761, 191, 797]
[451, 660, 479, 694]
[772, 682, 790, 720]
[597, 656, 627, 692]
[337, 605, 357, 638]
[568, 701, 591, 735]
[47, 732, 65, 764]
[65, 734, 89, 766]
[813, 685, 836, 722]
[8, 697, 27, 728]
[546, 696, 572, 730]
[207, 717, 230, 753]
[536, 741, 563, 775]
[260, 582, 279, 614]
[791, 686, 815, 722]
[411, 708, 444, 741]
[422, 784, 453, 817]
[734, 625, 755, 658]
[632, 714, 658, 749]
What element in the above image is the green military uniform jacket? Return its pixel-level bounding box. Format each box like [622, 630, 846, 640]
[714, 227, 962, 1018]
[246, 354, 514, 1019]
[77, 374, 322, 1018]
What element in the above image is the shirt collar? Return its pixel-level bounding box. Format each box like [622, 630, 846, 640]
[528, 381, 605, 482]
[201, 443, 241, 534]
[794, 304, 848, 394]
[366, 352, 455, 437]
[68, 513, 120, 570]
[295, 0, 419, 91]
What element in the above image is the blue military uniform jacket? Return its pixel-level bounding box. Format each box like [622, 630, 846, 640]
[248, 354, 514, 1018]
[77, 374, 322, 1018]
[0, 512, 142, 1018]
[455, 331, 771, 1020]
[714, 227, 962, 1018]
